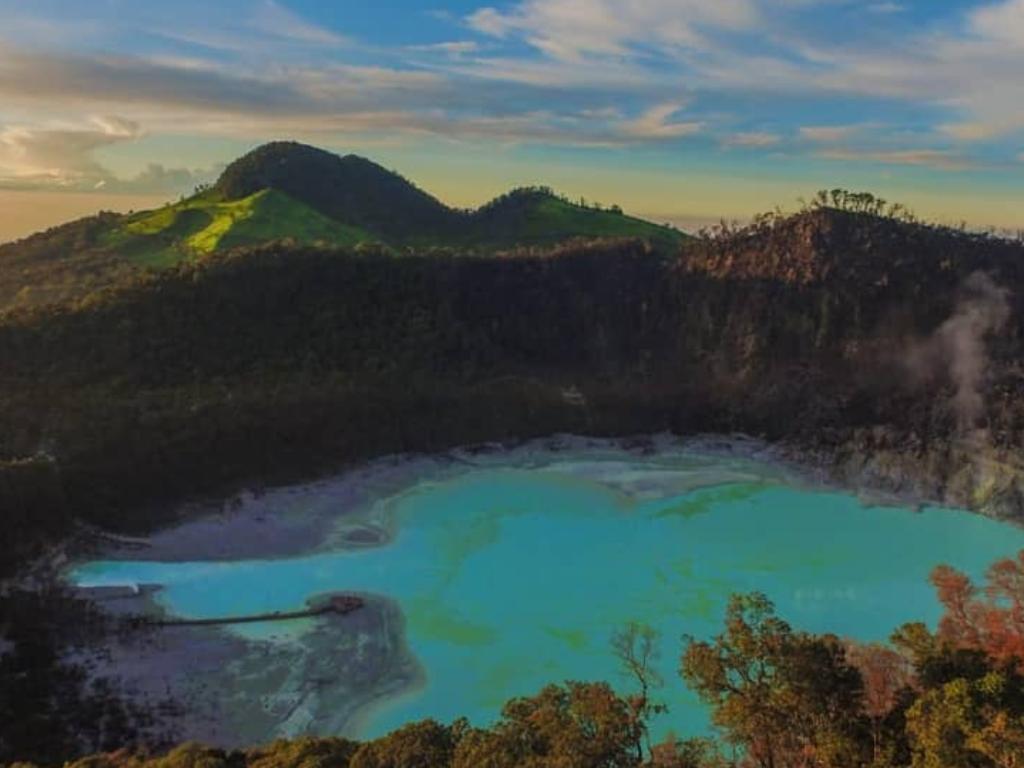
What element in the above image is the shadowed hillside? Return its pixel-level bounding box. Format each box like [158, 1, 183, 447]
[215, 142, 461, 240]
[2, 205, 1024, 575]
[0, 213, 132, 309]
[5, 202, 1024, 768]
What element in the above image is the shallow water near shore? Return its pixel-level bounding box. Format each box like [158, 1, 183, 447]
[69, 438, 1024, 742]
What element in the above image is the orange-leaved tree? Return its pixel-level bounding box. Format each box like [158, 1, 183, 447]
[932, 550, 1024, 667]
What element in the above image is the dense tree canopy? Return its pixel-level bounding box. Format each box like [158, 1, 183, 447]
[681, 594, 869, 768]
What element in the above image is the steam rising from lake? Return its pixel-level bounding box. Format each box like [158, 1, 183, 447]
[909, 271, 1010, 434]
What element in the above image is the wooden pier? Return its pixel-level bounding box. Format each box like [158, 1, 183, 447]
[149, 594, 364, 628]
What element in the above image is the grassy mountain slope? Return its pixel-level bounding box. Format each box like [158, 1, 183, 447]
[213, 141, 684, 250]
[0, 142, 684, 311]
[458, 189, 681, 250]
[215, 141, 459, 241]
[101, 189, 377, 268]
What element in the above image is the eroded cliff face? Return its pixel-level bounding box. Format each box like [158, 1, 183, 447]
[2, 210, 1024, 569]
[678, 210, 1024, 517]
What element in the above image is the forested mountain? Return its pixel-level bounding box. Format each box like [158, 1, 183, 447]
[3, 201, 1024, 575]
[4, 194, 1024, 766]
[214, 142, 460, 240]
[0, 142, 684, 311]
[215, 142, 683, 248]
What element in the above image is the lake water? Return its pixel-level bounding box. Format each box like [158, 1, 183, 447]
[69, 440, 1024, 741]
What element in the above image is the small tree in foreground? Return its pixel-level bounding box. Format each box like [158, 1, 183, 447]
[681, 593, 870, 768]
[613, 622, 668, 759]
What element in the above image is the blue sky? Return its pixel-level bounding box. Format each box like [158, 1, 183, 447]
[1, 0, 1023, 239]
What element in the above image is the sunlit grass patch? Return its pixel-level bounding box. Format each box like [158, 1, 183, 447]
[109, 189, 377, 268]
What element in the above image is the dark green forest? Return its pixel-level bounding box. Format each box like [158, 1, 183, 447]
[4, 204, 1024, 575]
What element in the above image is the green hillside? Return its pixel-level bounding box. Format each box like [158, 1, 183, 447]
[0, 141, 687, 312]
[88, 145, 683, 270]
[101, 188, 377, 268]
[210, 142, 685, 252]
[215, 141, 458, 241]
[461, 189, 682, 250]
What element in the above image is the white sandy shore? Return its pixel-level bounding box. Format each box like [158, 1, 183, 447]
[61, 432, 921, 746]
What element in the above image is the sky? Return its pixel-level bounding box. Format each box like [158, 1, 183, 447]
[1, 0, 1023, 242]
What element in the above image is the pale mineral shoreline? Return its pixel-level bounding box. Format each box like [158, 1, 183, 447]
[65, 586, 424, 749]
[51, 432, 973, 748]
[55, 428, 1021, 582]
[69, 433, 826, 567]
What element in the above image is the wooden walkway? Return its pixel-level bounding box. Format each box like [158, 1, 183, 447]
[149, 595, 364, 627]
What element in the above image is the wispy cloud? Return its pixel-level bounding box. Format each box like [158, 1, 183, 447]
[0, 0, 1021, 201]
[723, 131, 782, 147]
[800, 2, 1024, 143]
[406, 41, 481, 57]
[0, 48, 451, 121]
[468, 0, 760, 61]
[969, 0, 1024, 48]
[939, 120, 1021, 142]
[817, 148, 974, 172]
[459, 0, 1024, 157]
[0, 1, 348, 57]
[620, 102, 702, 140]
[247, 0, 346, 46]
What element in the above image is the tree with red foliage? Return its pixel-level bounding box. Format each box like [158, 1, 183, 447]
[932, 551, 1024, 667]
[844, 642, 915, 765]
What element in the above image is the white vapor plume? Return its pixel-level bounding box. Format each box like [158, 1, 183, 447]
[911, 271, 1011, 435]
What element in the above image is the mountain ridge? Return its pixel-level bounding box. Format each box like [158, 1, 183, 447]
[215, 141, 461, 240]
[213, 141, 684, 249]
[0, 141, 685, 310]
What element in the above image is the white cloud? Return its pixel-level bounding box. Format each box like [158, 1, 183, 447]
[0, 116, 143, 185]
[817, 148, 973, 171]
[407, 41, 481, 57]
[0, 116, 213, 193]
[938, 121, 1012, 141]
[90, 115, 143, 139]
[460, 0, 1024, 154]
[620, 102, 702, 139]
[433, 53, 654, 89]
[109, 163, 218, 194]
[800, 1, 1024, 139]
[467, 0, 760, 61]
[723, 131, 781, 147]
[248, 0, 345, 46]
[0, 0, 1021, 187]
[969, 0, 1024, 49]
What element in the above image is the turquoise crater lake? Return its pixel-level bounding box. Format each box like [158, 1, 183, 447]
[69, 439, 1024, 741]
